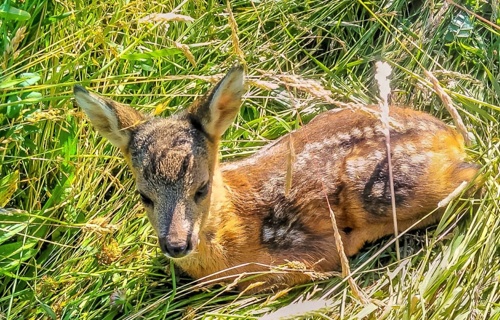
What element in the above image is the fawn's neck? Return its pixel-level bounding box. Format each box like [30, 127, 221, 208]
[175, 155, 275, 279]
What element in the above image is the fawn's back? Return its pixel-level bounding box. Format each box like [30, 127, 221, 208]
[74, 66, 478, 290]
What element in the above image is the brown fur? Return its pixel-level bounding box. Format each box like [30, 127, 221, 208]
[74, 66, 479, 291]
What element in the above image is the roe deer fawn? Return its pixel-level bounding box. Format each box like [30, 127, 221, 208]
[74, 65, 479, 291]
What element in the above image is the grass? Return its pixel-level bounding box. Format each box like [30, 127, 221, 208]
[0, 0, 499, 319]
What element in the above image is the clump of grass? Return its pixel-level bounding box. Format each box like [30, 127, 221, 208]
[0, 0, 498, 319]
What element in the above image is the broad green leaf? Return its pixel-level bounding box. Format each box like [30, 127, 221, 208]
[23, 91, 43, 102]
[0, 224, 26, 245]
[18, 73, 41, 87]
[6, 103, 22, 118]
[0, 77, 26, 89]
[39, 303, 57, 320]
[0, 3, 31, 21]
[0, 240, 37, 271]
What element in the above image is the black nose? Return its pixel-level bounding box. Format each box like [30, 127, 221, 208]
[159, 237, 192, 258]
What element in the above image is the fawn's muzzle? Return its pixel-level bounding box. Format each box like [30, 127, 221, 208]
[159, 236, 192, 258]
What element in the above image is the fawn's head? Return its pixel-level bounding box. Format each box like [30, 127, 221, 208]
[74, 66, 245, 258]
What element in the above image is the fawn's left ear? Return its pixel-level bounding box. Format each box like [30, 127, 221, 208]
[188, 65, 245, 139]
[74, 86, 146, 150]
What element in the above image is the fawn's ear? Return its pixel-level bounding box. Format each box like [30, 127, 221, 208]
[74, 86, 146, 150]
[188, 65, 245, 139]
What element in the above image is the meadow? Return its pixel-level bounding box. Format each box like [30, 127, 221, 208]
[0, 0, 499, 319]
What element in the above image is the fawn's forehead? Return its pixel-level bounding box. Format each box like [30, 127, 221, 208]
[129, 118, 209, 183]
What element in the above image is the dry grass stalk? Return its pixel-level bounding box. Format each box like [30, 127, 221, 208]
[82, 217, 118, 235]
[269, 73, 403, 128]
[375, 61, 400, 262]
[284, 136, 295, 196]
[247, 79, 280, 91]
[276, 74, 361, 110]
[267, 71, 371, 304]
[438, 181, 468, 208]
[259, 298, 329, 320]
[266, 288, 293, 303]
[427, 1, 449, 34]
[432, 70, 482, 84]
[424, 70, 473, 146]
[11, 26, 26, 57]
[326, 201, 370, 304]
[237, 281, 266, 297]
[3, 26, 26, 69]
[174, 41, 197, 67]
[226, 2, 245, 61]
[139, 13, 194, 23]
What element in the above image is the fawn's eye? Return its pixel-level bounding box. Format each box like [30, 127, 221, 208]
[138, 192, 153, 207]
[194, 182, 209, 203]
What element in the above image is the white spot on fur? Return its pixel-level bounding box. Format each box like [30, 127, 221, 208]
[351, 127, 362, 139]
[345, 150, 384, 179]
[262, 217, 306, 248]
[292, 136, 347, 174]
[405, 143, 417, 154]
[336, 132, 350, 142]
[261, 226, 275, 243]
[371, 182, 385, 197]
[418, 121, 430, 131]
[411, 153, 428, 164]
[363, 126, 375, 139]
[398, 163, 411, 175]
[392, 144, 405, 154]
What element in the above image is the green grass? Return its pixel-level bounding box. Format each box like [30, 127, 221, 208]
[1, 0, 499, 319]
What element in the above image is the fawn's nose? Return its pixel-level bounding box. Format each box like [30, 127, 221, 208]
[159, 237, 192, 258]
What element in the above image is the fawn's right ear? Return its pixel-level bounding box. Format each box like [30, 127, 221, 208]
[74, 86, 146, 150]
